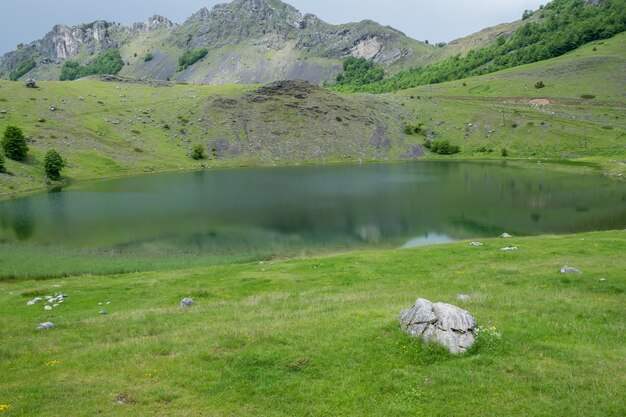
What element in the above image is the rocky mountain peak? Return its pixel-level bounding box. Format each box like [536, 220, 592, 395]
[143, 15, 175, 31]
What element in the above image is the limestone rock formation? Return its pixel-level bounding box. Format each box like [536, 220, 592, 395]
[399, 298, 477, 354]
[0, 0, 430, 84]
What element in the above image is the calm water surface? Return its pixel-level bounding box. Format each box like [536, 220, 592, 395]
[1, 161, 624, 255]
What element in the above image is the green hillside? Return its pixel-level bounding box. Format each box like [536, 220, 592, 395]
[333, 0, 626, 93]
[1, 32, 625, 198]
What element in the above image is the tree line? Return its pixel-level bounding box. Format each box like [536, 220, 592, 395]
[332, 0, 626, 93]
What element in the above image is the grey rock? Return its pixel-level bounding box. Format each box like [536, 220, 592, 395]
[37, 322, 54, 330]
[469, 242, 483, 247]
[44, 305, 53, 311]
[99, 310, 108, 315]
[25, 78, 37, 88]
[599, 278, 607, 282]
[500, 233, 513, 238]
[500, 246, 518, 251]
[399, 298, 476, 354]
[180, 297, 196, 307]
[456, 294, 470, 302]
[560, 266, 582, 274]
[0, 0, 424, 85]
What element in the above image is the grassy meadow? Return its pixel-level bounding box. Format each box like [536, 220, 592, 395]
[0, 231, 624, 416]
[0, 26, 624, 417]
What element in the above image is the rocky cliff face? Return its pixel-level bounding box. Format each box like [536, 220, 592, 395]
[0, 0, 428, 83]
[0, 16, 174, 76]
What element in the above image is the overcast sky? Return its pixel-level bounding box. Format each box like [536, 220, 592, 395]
[0, 0, 548, 55]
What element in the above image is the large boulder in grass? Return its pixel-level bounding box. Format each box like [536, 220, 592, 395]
[399, 298, 476, 354]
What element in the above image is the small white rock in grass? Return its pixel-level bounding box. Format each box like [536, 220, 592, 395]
[34, 297, 43, 302]
[37, 322, 54, 330]
[44, 305, 53, 311]
[180, 298, 196, 308]
[99, 310, 108, 315]
[456, 294, 471, 302]
[599, 278, 607, 282]
[501, 246, 518, 251]
[98, 302, 103, 306]
[106, 302, 111, 305]
[560, 266, 582, 274]
[469, 242, 483, 247]
[500, 233, 513, 238]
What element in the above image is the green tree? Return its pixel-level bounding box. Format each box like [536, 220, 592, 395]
[60, 49, 124, 81]
[9, 60, 36, 81]
[191, 144, 205, 160]
[178, 49, 209, 71]
[43, 149, 65, 180]
[0, 152, 5, 173]
[335, 57, 384, 86]
[1, 126, 29, 161]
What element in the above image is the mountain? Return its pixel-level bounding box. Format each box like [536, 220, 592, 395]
[1, 30, 624, 197]
[0, 0, 437, 84]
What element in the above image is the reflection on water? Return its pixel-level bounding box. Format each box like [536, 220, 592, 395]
[0, 161, 624, 255]
[401, 233, 455, 249]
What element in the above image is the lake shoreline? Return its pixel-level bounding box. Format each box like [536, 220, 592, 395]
[0, 155, 617, 202]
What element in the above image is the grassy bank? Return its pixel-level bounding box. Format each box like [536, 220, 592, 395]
[0, 230, 624, 416]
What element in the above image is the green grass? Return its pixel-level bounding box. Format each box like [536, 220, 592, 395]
[0, 230, 624, 416]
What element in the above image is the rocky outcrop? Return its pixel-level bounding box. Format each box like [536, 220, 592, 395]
[1, 0, 427, 82]
[399, 298, 477, 354]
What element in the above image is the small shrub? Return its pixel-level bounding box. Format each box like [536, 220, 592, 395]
[131, 129, 141, 135]
[162, 123, 170, 130]
[0, 153, 5, 173]
[501, 148, 509, 157]
[10, 60, 36, 81]
[467, 325, 504, 355]
[336, 116, 343, 122]
[404, 122, 424, 135]
[580, 94, 595, 99]
[43, 149, 65, 180]
[2, 126, 29, 161]
[191, 144, 205, 160]
[144, 53, 154, 62]
[429, 139, 460, 155]
[133, 147, 143, 153]
[177, 115, 189, 124]
[535, 81, 545, 89]
[178, 48, 208, 71]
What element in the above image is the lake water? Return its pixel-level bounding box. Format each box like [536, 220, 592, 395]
[1, 161, 625, 256]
